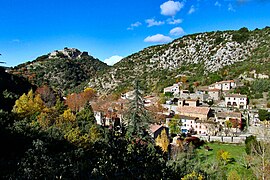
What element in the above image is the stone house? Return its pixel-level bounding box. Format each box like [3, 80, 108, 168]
[178, 99, 199, 107]
[215, 111, 242, 128]
[177, 106, 211, 120]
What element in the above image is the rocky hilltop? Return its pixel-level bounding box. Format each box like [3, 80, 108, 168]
[89, 27, 270, 94]
[10, 48, 109, 93]
[48, 47, 89, 60]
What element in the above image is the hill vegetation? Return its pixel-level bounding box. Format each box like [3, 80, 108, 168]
[9, 48, 109, 94]
[7, 27, 270, 99]
[88, 27, 270, 97]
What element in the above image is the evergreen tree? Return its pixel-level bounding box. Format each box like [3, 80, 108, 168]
[124, 80, 152, 139]
[76, 103, 96, 133]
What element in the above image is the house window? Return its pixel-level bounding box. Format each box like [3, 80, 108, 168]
[227, 102, 232, 106]
[228, 97, 230, 100]
[234, 98, 236, 100]
[233, 102, 237, 106]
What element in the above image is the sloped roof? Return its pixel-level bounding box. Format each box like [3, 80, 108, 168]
[178, 106, 210, 116]
[217, 111, 242, 119]
[149, 124, 163, 133]
[225, 94, 247, 98]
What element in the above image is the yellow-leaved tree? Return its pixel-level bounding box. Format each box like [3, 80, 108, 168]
[155, 128, 170, 153]
[217, 150, 231, 165]
[64, 125, 102, 148]
[181, 171, 204, 180]
[13, 89, 45, 117]
[56, 109, 76, 126]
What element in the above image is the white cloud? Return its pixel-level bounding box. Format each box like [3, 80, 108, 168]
[145, 18, 165, 27]
[127, 21, 142, 30]
[170, 27, 185, 36]
[228, 3, 236, 12]
[188, 5, 195, 14]
[144, 34, 173, 43]
[160, 0, 184, 16]
[12, 39, 21, 43]
[214, 1, 221, 7]
[104, 55, 123, 66]
[167, 18, 183, 24]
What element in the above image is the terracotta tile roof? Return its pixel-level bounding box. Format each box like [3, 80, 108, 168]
[149, 124, 163, 133]
[208, 89, 220, 92]
[197, 86, 209, 90]
[225, 94, 247, 98]
[185, 99, 198, 102]
[215, 80, 235, 84]
[217, 111, 242, 119]
[178, 115, 198, 120]
[178, 106, 210, 115]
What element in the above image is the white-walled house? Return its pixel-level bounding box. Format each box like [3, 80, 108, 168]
[163, 83, 182, 95]
[209, 80, 236, 91]
[179, 116, 209, 135]
[225, 94, 248, 109]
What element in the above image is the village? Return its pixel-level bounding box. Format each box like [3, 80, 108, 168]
[92, 78, 269, 144]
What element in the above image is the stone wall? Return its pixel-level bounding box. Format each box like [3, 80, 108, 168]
[194, 135, 246, 144]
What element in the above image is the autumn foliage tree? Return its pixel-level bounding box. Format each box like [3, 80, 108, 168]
[147, 103, 166, 123]
[36, 85, 56, 107]
[65, 88, 96, 112]
[66, 93, 84, 112]
[156, 129, 170, 153]
[13, 89, 45, 117]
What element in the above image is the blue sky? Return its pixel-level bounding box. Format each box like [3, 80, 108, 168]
[0, 0, 270, 66]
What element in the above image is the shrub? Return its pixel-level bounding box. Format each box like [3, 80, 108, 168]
[245, 135, 257, 154]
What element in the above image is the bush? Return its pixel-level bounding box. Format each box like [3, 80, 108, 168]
[245, 135, 257, 154]
[164, 92, 173, 97]
[258, 109, 270, 121]
[232, 27, 250, 43]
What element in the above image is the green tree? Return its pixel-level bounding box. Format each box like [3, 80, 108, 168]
[258, 109, 270, 121]
[227, 170, 241, 180]
[124, 80, 151, 139]
[76, 103, 96, 132]
[169, 115, 181, 135]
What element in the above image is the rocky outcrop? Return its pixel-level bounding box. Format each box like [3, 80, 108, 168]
[88, 27, 270, 93]
[48, 48, 89, 60]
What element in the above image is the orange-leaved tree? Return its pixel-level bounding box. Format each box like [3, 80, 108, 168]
[66, 88, 97, 112]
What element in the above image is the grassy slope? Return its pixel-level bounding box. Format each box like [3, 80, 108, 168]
[197, 142, 254, 179]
